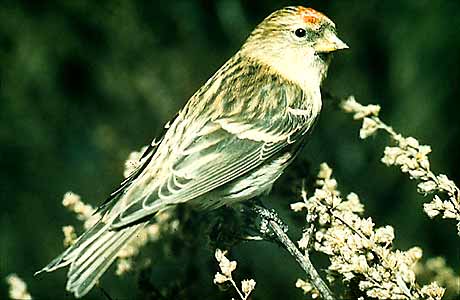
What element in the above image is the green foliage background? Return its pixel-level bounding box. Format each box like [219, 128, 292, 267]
[1, 0, 459, 299]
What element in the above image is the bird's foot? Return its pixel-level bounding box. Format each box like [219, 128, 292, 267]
[239, 199, 288, 243]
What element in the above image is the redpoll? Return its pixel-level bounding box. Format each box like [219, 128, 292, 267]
[37, 6, 348, 297]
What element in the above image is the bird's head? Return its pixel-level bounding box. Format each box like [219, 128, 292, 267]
[241, 6, 348, 88]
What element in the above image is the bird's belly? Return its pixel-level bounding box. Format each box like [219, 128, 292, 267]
[190, 152, 292, 210]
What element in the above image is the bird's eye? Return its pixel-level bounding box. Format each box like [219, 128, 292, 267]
[294, 28, 307, 38]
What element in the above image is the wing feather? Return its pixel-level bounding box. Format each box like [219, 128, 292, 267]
[111, 116, 306, 228]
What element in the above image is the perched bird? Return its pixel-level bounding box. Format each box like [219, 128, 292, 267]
[37, 6, 348, 298]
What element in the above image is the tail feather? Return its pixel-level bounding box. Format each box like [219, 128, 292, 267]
[36, 220, 147, 298]
[36, 221, 109, 274]
[67, 231, 120, 295]
[69, 224, 115, 275]
[67, 224, 143, 297]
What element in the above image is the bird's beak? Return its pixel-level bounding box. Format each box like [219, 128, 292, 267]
[314, 32, 349, 53]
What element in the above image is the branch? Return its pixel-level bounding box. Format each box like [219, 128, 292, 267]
[253, 204, 335, 300]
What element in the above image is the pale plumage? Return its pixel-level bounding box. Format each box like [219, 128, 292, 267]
[37, 6, 348, 298]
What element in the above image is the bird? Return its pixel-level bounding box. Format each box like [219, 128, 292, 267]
[36, 6, 348, 298]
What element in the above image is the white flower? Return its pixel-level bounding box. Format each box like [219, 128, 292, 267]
[359, 117, 379, 139]
[6, 274, 32, 300]
[115, 258, 133, 276]
[314, 189, 329, 201]
[341, 96, 381, 119]
[62, 191, 80, 207]
[62, 192, 98, 229]
[298, 232, 310, 250]
[405, 246, 423, 263]
[340, 96, 361, 116]
[420, 282, 445, 300]
[359, 218, 375, 237]
[417, 180, 437, 193]
[374, 226, 394, 245]
[396, 155, 417, 171]
[418, 158, 430, 171]
[415, 145, 432, 170]
[408, 169, 426, 179]
[424, 195, 445, 217]
[241, 279, 256, 295]
[381, 147, 404, 166]
[318, 211, 331, 225]
[423, 203, 440, 218]
[418, 145, 432, 156]
[295, 278, 312, 292]
[323, 178, 338, 192]
[442, 200, 457, 219]
[359, 280, 373, 290]
[290, 202, 307, 212]
[353, 255, 369, 273]
[145, 223, 161, 241]
[403, 137, 420, 149]
[337, 193, 364, 213]
[62, 225, 77, 247]
[437, 174, 456, 193]
[318, 162, 333, 179]
[215, 249, 237, 277]
[213, 273, 228, 284]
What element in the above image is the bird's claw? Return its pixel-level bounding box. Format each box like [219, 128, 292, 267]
[240, 200, 288, 242]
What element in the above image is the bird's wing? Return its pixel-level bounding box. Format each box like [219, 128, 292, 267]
[110, 105, 313, 229]
[107, 56, 319, 228]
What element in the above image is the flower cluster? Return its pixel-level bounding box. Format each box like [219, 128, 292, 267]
[213, 249, 256, 300]
[342, 96, 460, 236]
[6, 274, 33, 300]
[291, 163, 445, 300]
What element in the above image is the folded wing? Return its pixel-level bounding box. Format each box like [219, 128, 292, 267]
[111, 106, 312, 229]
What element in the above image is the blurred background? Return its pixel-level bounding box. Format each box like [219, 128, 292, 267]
[1, 0, 459, 299]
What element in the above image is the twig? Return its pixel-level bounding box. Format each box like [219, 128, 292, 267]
[253, 204, 335, 300]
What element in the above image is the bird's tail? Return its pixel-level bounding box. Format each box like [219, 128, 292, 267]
[35, 220, 147, 298]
